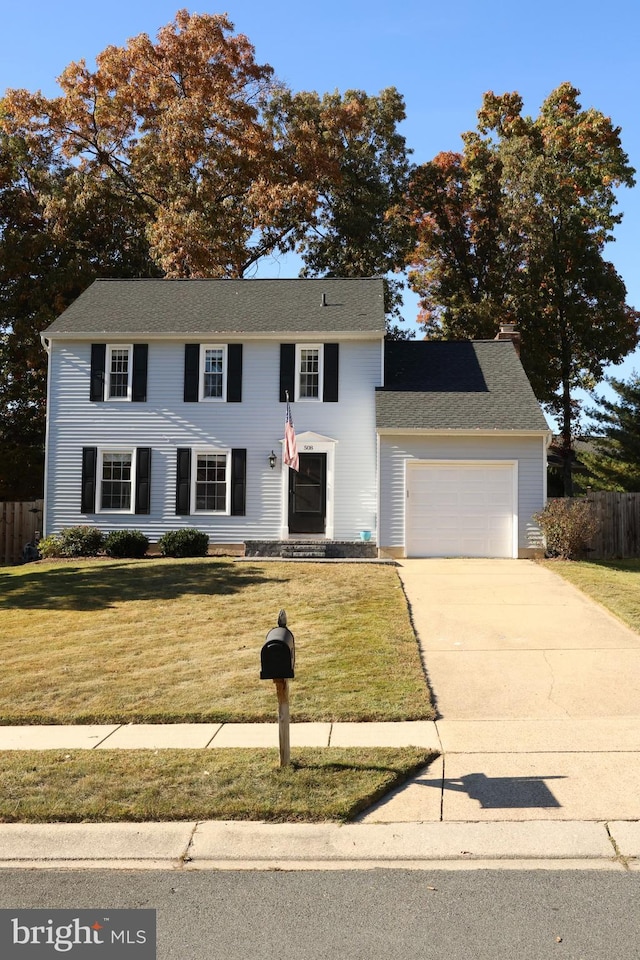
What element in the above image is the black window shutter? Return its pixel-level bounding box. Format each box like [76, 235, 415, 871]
[90, 344, 106, 401]
[132, 345, 148, 402]
[323, 343, 339, 402]
[176, 448, 191, 515]
[184, 344, 200, 402]
[81, 447, 97, 513]
[227, 344, 243, 402]
[280, 344, 295, 402]
[230, 448, 247, 516]
[135, 447, 152, 514]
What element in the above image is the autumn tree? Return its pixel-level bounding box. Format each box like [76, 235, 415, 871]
[408, 84, 639, 495]
[2, 10, 332, 280]
[0, 126, 156, 499]
[582, 376, 640, 491]
[271, 87, 415, 332]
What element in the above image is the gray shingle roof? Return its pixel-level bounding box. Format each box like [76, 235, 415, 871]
[376, 340, 549, 432]
[44, 278, 386, 337]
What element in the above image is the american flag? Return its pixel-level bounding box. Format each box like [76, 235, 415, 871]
[283, 398, 299, 471]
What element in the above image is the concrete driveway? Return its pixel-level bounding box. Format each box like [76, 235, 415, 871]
[398, 558, 640, 720]
[361, 558, 640, 824]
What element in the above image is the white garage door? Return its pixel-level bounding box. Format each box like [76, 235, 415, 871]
[406, 461, 516, 558]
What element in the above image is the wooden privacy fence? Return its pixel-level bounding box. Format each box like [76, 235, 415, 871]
[584, 491, 640, 560]
[0, 500, 44, 566]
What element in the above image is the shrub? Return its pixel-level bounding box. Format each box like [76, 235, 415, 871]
[38, 534, 64, 559]
[533, 498, 600, 560]
[37, 526, 104, 558]
[158, 528, 209, 558]
[59, 526, 105, 557]
[104, 529, 150, 559]
[38, 526, 104, 558]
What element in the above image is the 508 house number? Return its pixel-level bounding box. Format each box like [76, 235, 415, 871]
[303, 444, 315, 451]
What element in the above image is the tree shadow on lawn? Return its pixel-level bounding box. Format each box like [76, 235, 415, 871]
[0, 559, 287, 611]
[584, 559, 640, 573]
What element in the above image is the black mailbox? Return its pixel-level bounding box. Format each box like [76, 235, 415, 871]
[260, 625, 295, 680]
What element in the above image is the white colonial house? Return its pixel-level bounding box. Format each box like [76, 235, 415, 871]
[41, 277, 550, 559]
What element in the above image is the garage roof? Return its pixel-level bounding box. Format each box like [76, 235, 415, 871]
[44, 278, 386, 337]
[376, 340, 549, 432]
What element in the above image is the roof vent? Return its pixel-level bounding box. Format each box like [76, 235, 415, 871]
[322, 293, 327, 307]
[495, 321, 521, 357]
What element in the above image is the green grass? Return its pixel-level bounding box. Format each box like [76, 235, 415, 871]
[0, 558, 433, 724]
[0, 747, 436, 823]
[541, 558, 640, 634]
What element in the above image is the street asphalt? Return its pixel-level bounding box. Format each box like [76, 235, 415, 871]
[1, 558, 639, 870]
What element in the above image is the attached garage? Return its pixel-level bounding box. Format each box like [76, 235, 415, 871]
[405, 460, 517, 558]
[375, 339, 552, 560]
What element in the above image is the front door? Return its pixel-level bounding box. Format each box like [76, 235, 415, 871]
[288, 453, 327, 534]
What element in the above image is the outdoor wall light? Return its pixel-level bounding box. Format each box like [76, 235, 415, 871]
[268, 450, 277, 470]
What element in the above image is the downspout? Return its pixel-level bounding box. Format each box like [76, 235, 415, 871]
[40, 335, 51, 537]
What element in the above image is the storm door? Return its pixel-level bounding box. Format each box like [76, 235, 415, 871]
[288, 453, 327, 534]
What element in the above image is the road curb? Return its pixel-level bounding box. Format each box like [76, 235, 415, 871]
[0, 820, 637, 871]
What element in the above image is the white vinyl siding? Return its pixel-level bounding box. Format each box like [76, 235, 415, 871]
[45, 339, 383, 542]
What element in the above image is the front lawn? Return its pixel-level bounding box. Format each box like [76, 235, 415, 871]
[541, 558, 640, 634]
[0, 558, 433, 724]
[0, 747, 435, 823]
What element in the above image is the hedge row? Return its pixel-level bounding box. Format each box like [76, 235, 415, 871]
[37, 526, 210, 559]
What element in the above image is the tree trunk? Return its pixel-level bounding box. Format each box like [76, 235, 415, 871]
[560, 326, 574, 498]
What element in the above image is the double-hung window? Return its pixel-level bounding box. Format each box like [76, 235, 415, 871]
[279, 343, 339, 403]
[201, 345, 227, 401]
[81, 447, 151, 515]
[194, 451, 229, 513]
[90, 344, 148, 402]
[106, 345, 132, 400]
[99, 449, 134, 512]
[183, 343, 242, 403]
[176, 447, 246, 517]
[296, 344, 322, 400]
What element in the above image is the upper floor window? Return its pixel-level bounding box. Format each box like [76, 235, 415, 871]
[90, 343, 148, 402]
[201, 346, 226, 400]
[183, 343, 242, 403]
[280, 343, 339, 403]
[296, 344, 323, 401]
[107, 346, 132, 399]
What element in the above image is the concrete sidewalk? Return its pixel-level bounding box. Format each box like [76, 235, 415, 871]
[0, 720, 439, 751]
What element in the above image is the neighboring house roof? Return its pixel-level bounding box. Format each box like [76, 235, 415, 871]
[44, 278, 386, 338]
[376, 340, 550, 432]
[547, 436, 600, 470]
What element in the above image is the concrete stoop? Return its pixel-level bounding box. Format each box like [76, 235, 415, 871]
[244, 540, 378, 560]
